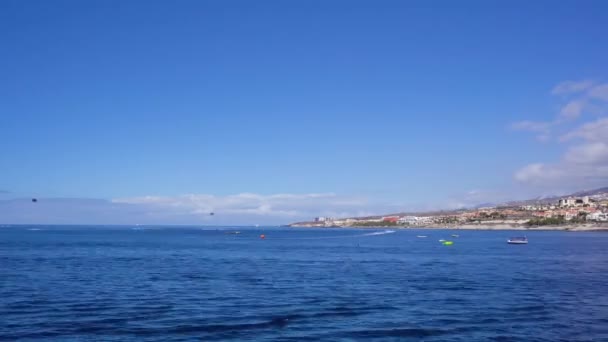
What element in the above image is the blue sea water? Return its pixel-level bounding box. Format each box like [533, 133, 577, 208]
[1, 226, 607, 341]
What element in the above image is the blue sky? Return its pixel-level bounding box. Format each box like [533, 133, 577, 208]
[1, 0, 607, 224]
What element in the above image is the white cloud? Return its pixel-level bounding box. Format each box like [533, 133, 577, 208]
[511, 80, 608, 142]
[589, 84, 608, 101]
[564, 142, 608, 165]
[536, 134, 551, 143]
[561, 117, 608, 142]
[558, 100, 586, 121]
[514, 117, 608, 189]
[510, 120, 552, 141]
[514, 163, 564, 184]
[1, 193, 411, 225]
[512, 79, 608, 190]
[551, 80, 594, 95]
[112, 192, 373, 222]
[510, 120, 551, 132]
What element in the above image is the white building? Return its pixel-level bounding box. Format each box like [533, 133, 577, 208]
[398, 216, 418, 224]
[559, 196, 590, 207]
[397, 216, 433, 225]
[587, 212, 608, 222]
[418, 216, 434, 224]
[559, 198, 576, 207]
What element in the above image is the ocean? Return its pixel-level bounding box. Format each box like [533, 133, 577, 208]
[1, 226, 607, 341]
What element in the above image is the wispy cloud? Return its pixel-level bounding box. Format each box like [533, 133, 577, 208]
[589, 83, 608, 101]
[561, 117, 608, 142]
[558, 100, 586, 121]
[514, 116, 608, 190]
[112, 192, 372, 220]
[1, 192, 484, 225]
[0, 193, 389, 225]
[510, 120, 551, 132]
[510, 120, 552, 142]
[511, 79, 608, 190]
[551, 80, 595, 95]
[511, 80, 607, 142]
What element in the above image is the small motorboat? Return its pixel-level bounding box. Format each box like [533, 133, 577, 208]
[438, 239, 446, 242]
[507, 237, 528, 244]
[451, 234, 459, 237]
[225, 231, 241, 235]
[417, 235, 427, 238]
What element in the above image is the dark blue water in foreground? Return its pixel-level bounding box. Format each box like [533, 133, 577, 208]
[1, 226, 607, 341]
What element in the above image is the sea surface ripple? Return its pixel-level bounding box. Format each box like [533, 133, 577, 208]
[1, 226, 607, 341]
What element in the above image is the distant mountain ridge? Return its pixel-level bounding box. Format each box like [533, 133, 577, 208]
[402, 186, 608, 215]
[500, 187, 608, 208]
[570, 187, 608, 197]
[379, 186, 608, 217]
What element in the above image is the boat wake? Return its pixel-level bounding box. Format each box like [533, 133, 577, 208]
[272, 230, 396, 240]
[360, 230, 396, 236]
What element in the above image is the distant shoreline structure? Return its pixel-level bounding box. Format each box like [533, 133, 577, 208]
[287, 223, 608, 231]
[289, 186, 608, 231]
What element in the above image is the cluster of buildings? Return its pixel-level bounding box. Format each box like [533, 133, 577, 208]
[312, 215, 436, 227]
[558, 196, 592, 207]
[397, 216, 434, 225]
[305, 194, 608, 227]
[521, 195, 608, 222]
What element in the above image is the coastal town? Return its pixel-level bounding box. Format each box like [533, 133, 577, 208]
[290, 188, 608, 230]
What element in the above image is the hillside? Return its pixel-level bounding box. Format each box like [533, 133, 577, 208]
[290, 186, 608, 226]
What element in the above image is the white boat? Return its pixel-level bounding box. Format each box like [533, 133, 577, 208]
[507, 237, 528, 244]
[417, 235, 427, 238]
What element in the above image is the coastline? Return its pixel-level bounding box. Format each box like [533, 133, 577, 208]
[288, 223, 608, 231]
